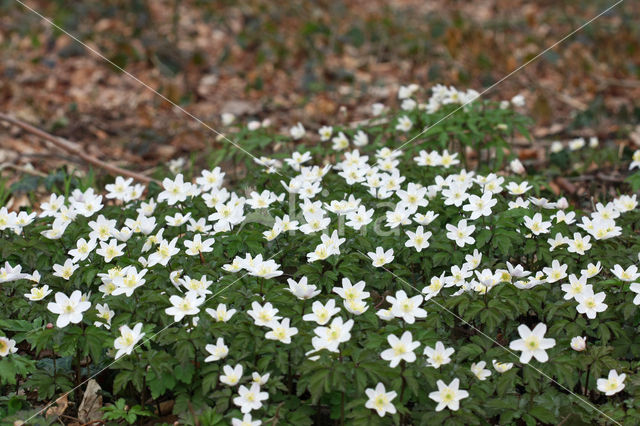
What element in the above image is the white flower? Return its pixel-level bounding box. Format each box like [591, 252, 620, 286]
[345, 206, 373, 230]
[511, 94, 525, 107]
[147, 237, 180, 267]
[52, 259, 79, 280]
[25, 285, 52, 301]
[247, 257, 283, 279]
[446, 219, 476, 247]
[39, 193, 65, 217]
[508, 323, 556, 363]
[365, 382, 397, 417]
[343, 298, 369, 316]
[547, 233, 569, 251]
[630, 150, 640, 170]
[196, 167, 225, 191]
[463, 192, 497, 220]
[96, 239, 125, 263]
[233, 383, 269, 413]
[206, 304, 237, 323]
[265, 318, 298, 344]
[204, 337, 229, 362]
[302, 299, 340, 325]
[597, 370, 626, 396]
[113, 227, 133, 242]
[333, 278, 369, 301]
[543, 259, 568, 283]
[95, 303, 114, 329]
[509, 158, 525, 175]
[231, 414, 261, 426]
[506, 182, 532, 195]
[396, 115, 413, 132]
[376, 308, 394, 321]
[111, 266, 148, 297]
[367, 247, 394, 268]
[470, 361, 491, 380]
[311, 317, 354, 353]
[387, 290, 426, 324]
[550, 141, 564, 153]
[428, 378, 469, 411]
[569, 137, 585, 151]
[105, 176, 133, 200]
[424, 341, 455, 368]
[165, 291, 205, 322]
[221, 113, 235, 126]
[285, 151, 312, 171]
[581, 262, 602, 278]
[184, 234, 215, 256]
[398, 84, 418, 99]
[492, 359, 513, 373]
[405, 226, 432, 252]
[570, 336, 586, 351]
[0, 336, 18, 357]
[380, 331, 420, 368]
[68, 238, 97, 262]
[523, 213, 551, 235]
[114, 323, 145, 359]
[251, 372, 270, 385]
[371, 103, 385, 116]
[575, 288, 607, 319]
[247, 302, 281, 328]
[181, 275, 213, 298]
[220, 364, 243, 386]
[506, 262, 530, 279]
[290, 122, 305, 140]
[567, 233, 591, 255]
[440, 150, 459, 168]
[611, 264, 640, 282]
[401, 98, 417, 111]
[630, 283, 640, 305]
[318, 125, 333, 141]
[158, 174, 190, 205]
[353, 130, 369, 147]
[47, 290, 91, 328]
[286, 276, 320, 300]
[561, 275, 590, 301]
[465, 249, 482, 269]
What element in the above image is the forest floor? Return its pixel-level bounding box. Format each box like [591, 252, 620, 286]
[1, 0, 639, 197]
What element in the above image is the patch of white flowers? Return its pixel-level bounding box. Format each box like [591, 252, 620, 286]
[1, 83, 639, 422]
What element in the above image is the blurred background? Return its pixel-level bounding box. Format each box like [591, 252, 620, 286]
[1, 0, 639, 184]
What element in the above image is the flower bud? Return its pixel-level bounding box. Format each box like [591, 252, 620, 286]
[510, 158, 525, 175]
[570, 336, 586, 351]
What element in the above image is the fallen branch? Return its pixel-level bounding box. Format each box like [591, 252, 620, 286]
[0, 113, 159, 184]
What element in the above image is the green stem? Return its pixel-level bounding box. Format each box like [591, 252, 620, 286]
[400, 361, 407, 425]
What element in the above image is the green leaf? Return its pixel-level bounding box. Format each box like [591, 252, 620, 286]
[530, 405, 556, 423]
[0, 356, 36, 386]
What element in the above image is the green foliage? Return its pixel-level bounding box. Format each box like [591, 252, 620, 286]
[0, 93, 639, 425]
[102, 398, 153, 424]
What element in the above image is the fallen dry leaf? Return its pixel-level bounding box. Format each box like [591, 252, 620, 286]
[45, 394, 68, 418]
[78, 379, 103, 423]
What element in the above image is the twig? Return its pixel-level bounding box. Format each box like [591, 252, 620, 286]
[596, 77, 640, 89]
[269, 402, 285, 425]
[80, 421, 106, 426]
[0, 113, 159, 184]
[0, 163, 47, 177]
[554, 177, 577, 195]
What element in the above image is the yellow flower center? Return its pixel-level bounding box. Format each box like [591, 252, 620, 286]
[374, 395, 387, 409]
[393, 344, 407, 356]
